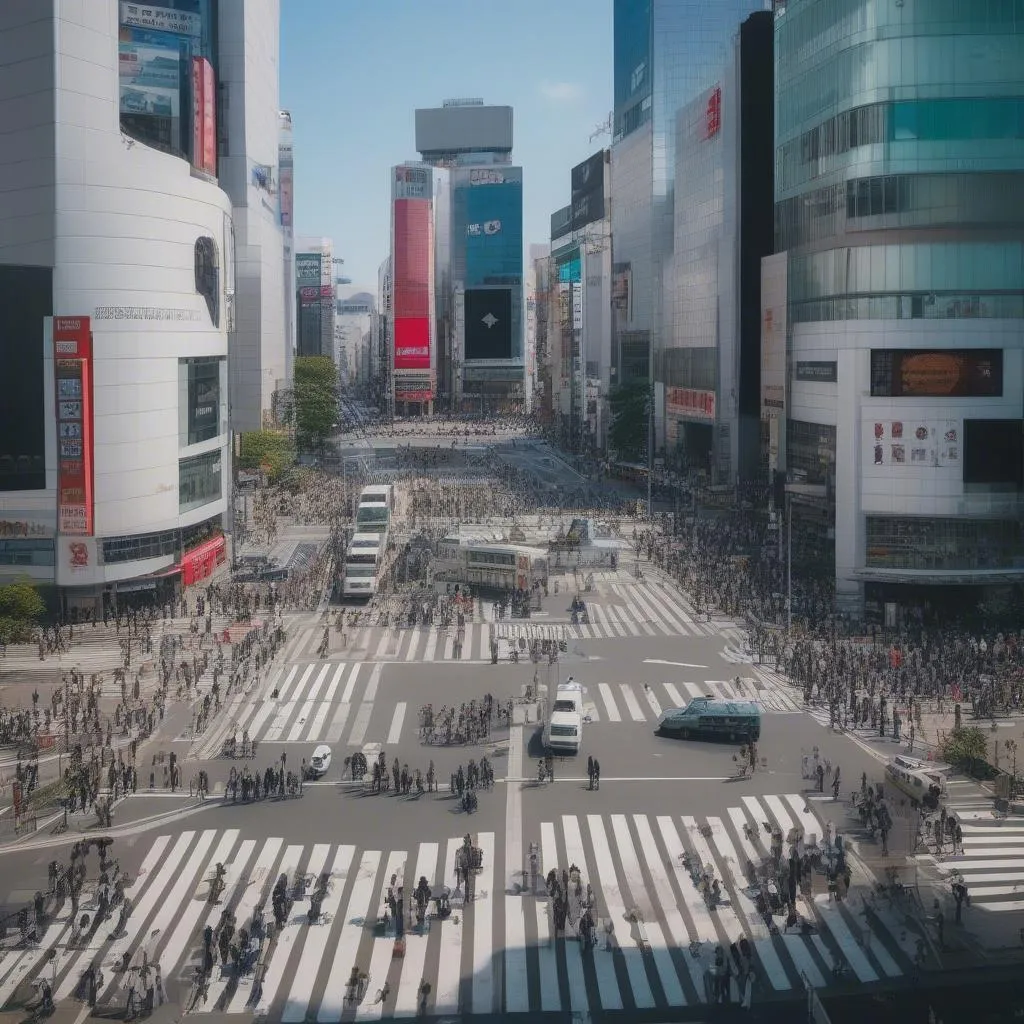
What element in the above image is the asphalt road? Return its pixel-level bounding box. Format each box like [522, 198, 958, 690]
[0, 572, 955, 1022]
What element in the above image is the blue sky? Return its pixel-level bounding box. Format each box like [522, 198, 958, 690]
[280, 0, 613, 291]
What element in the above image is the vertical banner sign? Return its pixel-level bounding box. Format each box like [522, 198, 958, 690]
[191, 57, 216, 175]
[53, 317, 94, 536]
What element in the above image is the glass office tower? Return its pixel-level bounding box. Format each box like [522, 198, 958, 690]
[775, 0, 1024, 619]
[611, 0, 770, 453]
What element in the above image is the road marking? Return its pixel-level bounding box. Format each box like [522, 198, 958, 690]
[597, 683, 622, 722]
[326, 703, 351, 744]
[356, 850, 406, 1019]
[434, 836, 465, 1014]
[347, 703, 373, 746]
[284, 664, 314, 702]
[324, 663, 347, 702]
[317, 851, 381, 1023]
[341, 662, 361, 702]
[386, 702, 406, 744]
[375, 632, 391, 659]
[304, 700, 332, 742]
[662, 682, 685, 707]
[307, 663, 331, 702]
[424, 629, 439, 661]
[478, 624, 490, 660]
[406, 628, 422, 661]
[391, 843, 440, 1017]
[644, 659, 708, 668]
[281, 845, 355, 1022]
[642, 685, 662, 718]
[471, 831, 496, 1014]
[364, 662, 382, 701]
[619, 683, 646, 722]
[504, 893, 529, 1012]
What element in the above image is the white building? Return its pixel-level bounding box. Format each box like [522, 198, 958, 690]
[335, 289, 376, 388]
[218, 0, 287, 432]
[0, 0, 277, 611]
[279, 109, 296, 399]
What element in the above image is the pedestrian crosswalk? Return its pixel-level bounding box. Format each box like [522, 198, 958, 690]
[8, 794, 916, 1016]
[222, 665, 803, 749]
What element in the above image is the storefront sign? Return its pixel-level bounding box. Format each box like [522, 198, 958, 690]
[571, 283, 582, 331]
[469, 169, 504, 185]
[179, 534, 226, 587]
[795, 361, 838, 383]
[667, 387, 716, 421]
[867, 420, 961, 468]
[120, 2, 202, 38]
[53, 317, 94, 537]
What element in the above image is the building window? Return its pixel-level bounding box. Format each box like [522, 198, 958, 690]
[787, 420, 836, 486]
[865, 516, 1024, 571]
[179, 450, 222, 513]
[184, 357, 222, 445]
[0, 539, 54, 567]
[195, 237, 220, 326]
[101, 516, 221, 566]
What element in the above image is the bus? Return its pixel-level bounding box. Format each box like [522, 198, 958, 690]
[342, 532, 384, 597]
[433, 537, 548, 592]
[355, 501, 390, 538]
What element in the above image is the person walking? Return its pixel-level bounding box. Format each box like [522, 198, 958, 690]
[587, 756, 595, 791]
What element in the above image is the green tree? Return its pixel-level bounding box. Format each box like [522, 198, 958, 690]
[940, 725, 989, 776]
[0, 579, 45, 644]
[238, 430, 294, 483]
[293, 356, 338, 448]
[608, 381, 649, 462]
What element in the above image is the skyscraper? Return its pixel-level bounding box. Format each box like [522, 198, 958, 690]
[771, 0, 1024, 617]
[611, 0, 771, 458]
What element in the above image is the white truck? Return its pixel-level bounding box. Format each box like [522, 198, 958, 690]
[543, 678, 585, 755]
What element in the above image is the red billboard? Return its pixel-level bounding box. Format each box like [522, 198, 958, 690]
[394, 318, 430, 371]
[53, 316, 95, 536]
[705, 86, 722, 139]
[191, 57, 216, 176]
[393, 198, 431, 319]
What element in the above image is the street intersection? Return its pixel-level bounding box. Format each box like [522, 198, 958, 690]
[0, 568, 998, 1021]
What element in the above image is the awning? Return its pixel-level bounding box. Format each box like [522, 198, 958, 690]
[179, 534, 226, 571]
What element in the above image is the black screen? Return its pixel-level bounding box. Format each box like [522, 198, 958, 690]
[464, 288, 512, 361]
[963, 419, 1023, 487]
[0, 266, 51, 491]
[188, 358, 221, 445]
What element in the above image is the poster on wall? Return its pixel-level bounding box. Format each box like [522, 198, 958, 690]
[868, 420, 961, 468]
[53, 317, 94, 537]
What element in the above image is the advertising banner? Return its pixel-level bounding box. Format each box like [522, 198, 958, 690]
[870, 349, 1002, 398]
[120, 2, 201, 39]
[118, 27, 182, 122]
[189, 56, 216, 176]
[394, 388, 433, 403]
[571, 283, 582, 331]
[704, 86, 722, 139]
[393, 199, 432, 320]
[279, 136, 293, 228]
[760, 253, 787, 423]
[57, 536, 98, 582]
[53, 317, 94, 537]
[394, 166, 431, 200]
[296, 254, 321, 282]
[464, 289, 512, 361]
[866, 419, 961, 469]
[394, 318, 431, 371]
[570, 151, 605, 231]
[667, 387, 716, 422]
[469, 169, 505, 185]
[550, 204, 572, 243]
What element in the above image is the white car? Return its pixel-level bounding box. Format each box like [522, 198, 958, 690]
[309, 745, 332, 778]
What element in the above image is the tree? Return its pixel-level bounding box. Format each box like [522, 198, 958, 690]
[293, 356, 337, 448]
[940, 725, 989, 776]
[238, 430, 294, 483]
[608, 381, 649, 463]
[0, 579, 45, 644]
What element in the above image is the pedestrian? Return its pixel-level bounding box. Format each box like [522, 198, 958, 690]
[587, 755, 595, 790]
[592, 758, 600, 790]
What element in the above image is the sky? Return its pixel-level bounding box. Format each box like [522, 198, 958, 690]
[280, 0, 613, 291]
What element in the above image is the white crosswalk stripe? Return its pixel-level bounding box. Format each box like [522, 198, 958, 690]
[229, 667, 804, 749]
[26, 795, 921, 1017]
[933, 811, 1024, 911]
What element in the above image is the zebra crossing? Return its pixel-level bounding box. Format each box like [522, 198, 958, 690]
[224, 665, 803, 749]
[934, 781, 1024, 912]
[5, 794, 914, 1016]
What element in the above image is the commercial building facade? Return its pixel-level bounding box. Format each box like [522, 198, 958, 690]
[610, 0, 771, 466]
[295, 239, 336, 360]
[0, 0, 238, 610]
[278, 109, 295, 401]
[772, 0, 1024, 617]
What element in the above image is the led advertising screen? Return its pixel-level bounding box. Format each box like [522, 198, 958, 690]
[870, 349, 1003, 398]
[464, 183, 522, 287]
[53, 317, 94, 536]
[464, 289, 512, 361]
[190, 56, 216, 175]
[394, 318, 431, 372]
[393, 199, 432, 319]
[118, 26, 184, 154]
[570, 151, 605, 231]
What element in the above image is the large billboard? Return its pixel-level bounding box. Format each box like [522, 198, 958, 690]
[53, 317, 94, 537]
[118, 26, 183, 153]
[465, 289, 512, 361]
[191, 56, 216, 176]
[570, 151, 606, 231]
[870, 349, 1003, 398]
[464, 182, 522, 287]
[394, 165, 431, 200]
[394, 318, 430, 372]
[392, 199, 432, 319]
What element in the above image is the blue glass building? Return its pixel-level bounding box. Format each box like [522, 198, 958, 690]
[774, 0, 1024, 618]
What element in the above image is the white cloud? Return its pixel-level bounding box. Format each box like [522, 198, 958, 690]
[538, 80, 585, 103]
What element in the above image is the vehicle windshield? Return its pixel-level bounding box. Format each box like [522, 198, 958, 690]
[550, 724, 578, 736]
[553, 699, 576, 712]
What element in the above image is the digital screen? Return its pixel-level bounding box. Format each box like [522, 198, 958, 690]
[963, 420, 1023, 487]
[870, 349, 1002, 398]
[187, 358, 220, 445]
[464, 288, 512, 361]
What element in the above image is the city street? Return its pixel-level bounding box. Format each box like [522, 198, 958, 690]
[0, 568, 937, 1023]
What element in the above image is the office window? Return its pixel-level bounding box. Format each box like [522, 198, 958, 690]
[179, 450, 222, 512]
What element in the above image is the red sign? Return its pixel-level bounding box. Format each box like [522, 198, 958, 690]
[705, 86, 722, 139]
[394, 389, 433, 403]
[192, 58, 217, 176]
[393, 199, 432, 319]
[53, 317, 94, 536]
[667, 387, 716, 421]
[179, 534, 226, 587]
[394, 318, 430, 371]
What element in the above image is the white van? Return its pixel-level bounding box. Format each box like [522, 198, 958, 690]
[543, 678, 584, 754]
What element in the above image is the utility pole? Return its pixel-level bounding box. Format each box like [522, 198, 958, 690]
[786, 490, 793, 633]
[647, 381, 655, 521]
